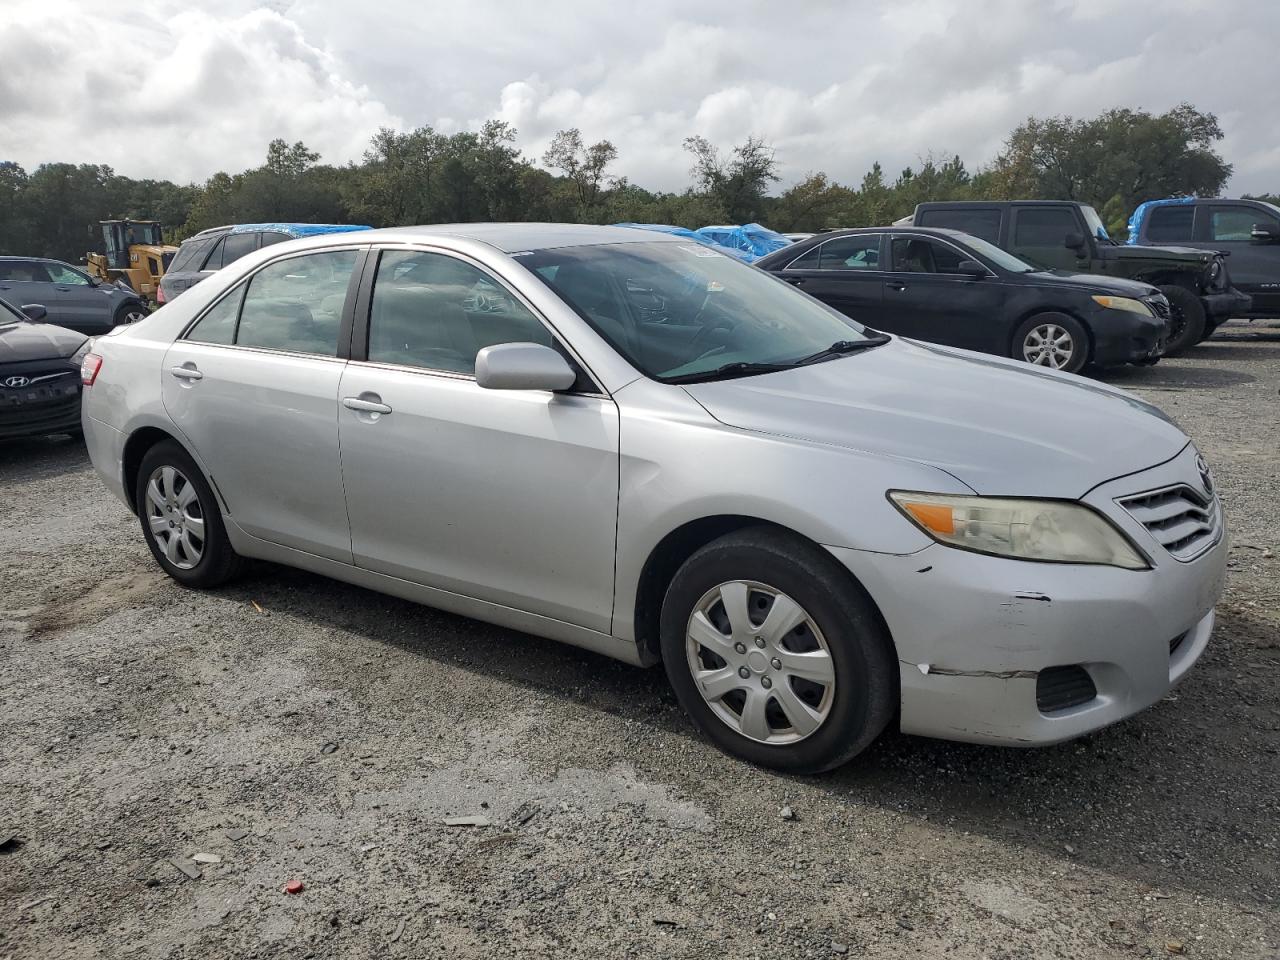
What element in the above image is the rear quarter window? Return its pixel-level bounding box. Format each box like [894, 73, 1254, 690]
[168, 236, 216, 273]
[917, 209, 1002, 244]
[1146, 206, 1195, 242]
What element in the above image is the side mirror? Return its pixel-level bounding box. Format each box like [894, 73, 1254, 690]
[1251, 224, 1278, 242]
[475, 342, 577, 392]
[1063, 232, 1087, 251]
[956, 259, 988, 278]
[20, 303, 48, 321]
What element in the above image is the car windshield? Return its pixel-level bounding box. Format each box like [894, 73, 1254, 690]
[520, 241, 878, 381]
[1081, 205, 1111, 241]
[957, 235, 1040, 273]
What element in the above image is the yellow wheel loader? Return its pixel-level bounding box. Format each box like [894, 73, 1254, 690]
[84, 220, 177, 303]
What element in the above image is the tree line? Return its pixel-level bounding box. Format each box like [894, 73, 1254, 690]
[1, 103, 1267, 265]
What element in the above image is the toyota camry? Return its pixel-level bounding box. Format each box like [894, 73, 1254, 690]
[79, 224, 1226, 773]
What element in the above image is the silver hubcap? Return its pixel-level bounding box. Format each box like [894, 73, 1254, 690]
[124, 310, 146, 323]
[145, 465, 205, 570]
[1023, 323, 1075, 369]
[685, 581, 836, 745]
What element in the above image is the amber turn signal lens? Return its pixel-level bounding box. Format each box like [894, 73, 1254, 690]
[901, 501, 955, 535]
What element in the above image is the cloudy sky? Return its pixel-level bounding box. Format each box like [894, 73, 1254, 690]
[2, 0, 1277, 194]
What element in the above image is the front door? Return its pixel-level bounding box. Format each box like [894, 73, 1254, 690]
[881, 235, 1006, 352]
[337, 248, 620, 633]
[0, 261, 61, 325]
[777, 234, 885, 326]
[161, 247, 364, 561]
[1205, 204, 1280, 316]
[44, 261, 111, 333]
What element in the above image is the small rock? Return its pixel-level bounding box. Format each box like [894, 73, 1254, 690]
[96, 676, 111, 685]
[832, 945, 849, 956]
[224, 829, 250, 842]
[95, 840, 111, 851]
[780, 805, 796, 821]
[192, 852, 222, 864]
[320, 742, 339, 755]
[652, 917, 679, 927]
[390, 918, 405, 942]
[359, 843, 380, 853]
[1063, 843, 1076, 854]
[168, 857, 201, 880]
[442, 815, 491, 828]
[897, 918, 914, 931]
[1166, 941, 1184, 955]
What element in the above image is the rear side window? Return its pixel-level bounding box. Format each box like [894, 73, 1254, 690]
[168, 236, 216, 273]
[185, 285, 244, 345]
[235, 250, 359, 356]
[259, 231, 291, 248]
[0, 260, 51, 282]
[917, 209, 1001, 244]
[367, 250, 552, 375]
[816, 235, 881, 270]
[1012, 208, 1078, 247]
[221, 232, 259, 265]
[1145, 205, 1195, 242]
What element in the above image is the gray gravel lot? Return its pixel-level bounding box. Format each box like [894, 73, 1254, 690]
[1, 321, 1278, 959]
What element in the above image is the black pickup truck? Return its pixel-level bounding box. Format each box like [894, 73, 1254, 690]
[906, 201, 1250, 355]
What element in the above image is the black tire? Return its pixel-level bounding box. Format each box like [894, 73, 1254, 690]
[1011, 312, 1089, 373]
[135, 440, 243, 588]
[113, 301, 148, 327]
[1158, 285, 1205, 356]
[659, 527, 896, 774]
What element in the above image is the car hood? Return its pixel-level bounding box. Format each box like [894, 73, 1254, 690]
[0, 319, 88, 362]
[1104, 244, 1215, 264]
[681, 338, 1188, 500]
[1027, 270, 1159, 298]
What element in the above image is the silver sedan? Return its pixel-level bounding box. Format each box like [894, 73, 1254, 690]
[80, 224, 1226, 773]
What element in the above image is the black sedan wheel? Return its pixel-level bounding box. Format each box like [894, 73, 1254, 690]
[1013, 312, 1088, 373]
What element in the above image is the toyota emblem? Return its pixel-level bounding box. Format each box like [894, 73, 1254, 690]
[4, 375, 29, 388]
[1195, 454, 1214, 496]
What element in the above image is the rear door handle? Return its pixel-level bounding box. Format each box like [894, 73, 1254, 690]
[887, 281, 908, 292]
[343, 396, 392, 415]
[168, 365, 203, 381]
[785, 277, 805, 285]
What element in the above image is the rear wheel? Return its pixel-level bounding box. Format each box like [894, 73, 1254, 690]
[1012, 312, 1089, 373]
[1158, 285, 1205, 356]
[659, 527, 895, 774]
[113, 302, 148, 327]
[136, 441, 243, 588]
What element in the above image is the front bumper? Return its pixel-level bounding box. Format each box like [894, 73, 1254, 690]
[1091, 309, 1167, 366]
[830, 445, 1227, 746]
[0, 367, 83, 440]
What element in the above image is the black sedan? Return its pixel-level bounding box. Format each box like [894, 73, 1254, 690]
[0, 299, 90, 441]
[755, 227, 1171, 373]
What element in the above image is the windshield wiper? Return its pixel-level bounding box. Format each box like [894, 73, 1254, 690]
[795, 334, 890, 365]
[664, 361, 798, 384]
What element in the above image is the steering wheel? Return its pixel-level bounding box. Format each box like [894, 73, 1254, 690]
[687, 296, 736, 353]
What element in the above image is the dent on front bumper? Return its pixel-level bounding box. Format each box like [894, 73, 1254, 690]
[1091, 309, 1167, 366]
[830, 446, 1227, 746]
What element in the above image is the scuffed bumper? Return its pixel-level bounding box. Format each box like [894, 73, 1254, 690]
[81, 412, 130, 509]
[828, 495, 1226, 746]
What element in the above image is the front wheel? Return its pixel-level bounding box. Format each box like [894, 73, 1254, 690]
[1012, 312, 1089, 373]
[659, 527, 896, 774]
[114, 302, 148, 327]
[1158, 285, 1205, 356]
[136, 440, 244, 588]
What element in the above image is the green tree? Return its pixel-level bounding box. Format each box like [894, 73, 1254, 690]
[684, 135, 778, 223]
[542, 128, 619, 221]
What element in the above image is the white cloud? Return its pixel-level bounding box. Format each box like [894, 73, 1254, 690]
[1, 0, 1277, 196]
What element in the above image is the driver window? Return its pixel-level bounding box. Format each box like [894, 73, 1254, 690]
[889, 237, 966, 274]
[367, 250, 553, 375]
[45, 262, 90, 285]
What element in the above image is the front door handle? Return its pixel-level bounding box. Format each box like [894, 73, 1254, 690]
[887, 281, 908, 292]
[168, 365, 203, 381]
[55, 286, 72, 292]
[343, 396, 392, 415]
[785, 277, 805, 285]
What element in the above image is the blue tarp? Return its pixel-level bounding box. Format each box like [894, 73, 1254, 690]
[1126, 198, 1194, 245]
[694, 223, 793, 262]
[228, 222, 372, 237]
[613, 222, 777, 262]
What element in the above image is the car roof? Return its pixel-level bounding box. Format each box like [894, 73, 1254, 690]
[795, 226, 974, 239]
[0, 255, 71, 263]
[249, 223, 687, 254]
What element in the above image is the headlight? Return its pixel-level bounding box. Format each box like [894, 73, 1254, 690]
[1091, 295, 1152, 316]
[888, 492, 1149, 569]
[1209, 260, 1222, 282]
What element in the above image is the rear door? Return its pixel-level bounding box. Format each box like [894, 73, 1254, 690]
[776, 234, 885, 325]
[162, 245, 367, 561]
[881, 235, 1007, 352]
[1203, 203, 1280, 315]
[336, 246, 620, 632]
[0, 260, 61, 324]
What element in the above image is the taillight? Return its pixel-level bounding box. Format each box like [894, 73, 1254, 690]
[82, 353, 103, 386]
[155, 285, 167, 304]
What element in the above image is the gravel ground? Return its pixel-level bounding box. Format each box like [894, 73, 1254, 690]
[1, 320, 1278, 960]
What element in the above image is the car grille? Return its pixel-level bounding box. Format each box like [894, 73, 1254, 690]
[1036, 665, 1097, 713]
[1118, 484, 1221, 561]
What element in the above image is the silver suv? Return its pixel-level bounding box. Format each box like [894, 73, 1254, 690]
[80, 224, 1226, 773]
